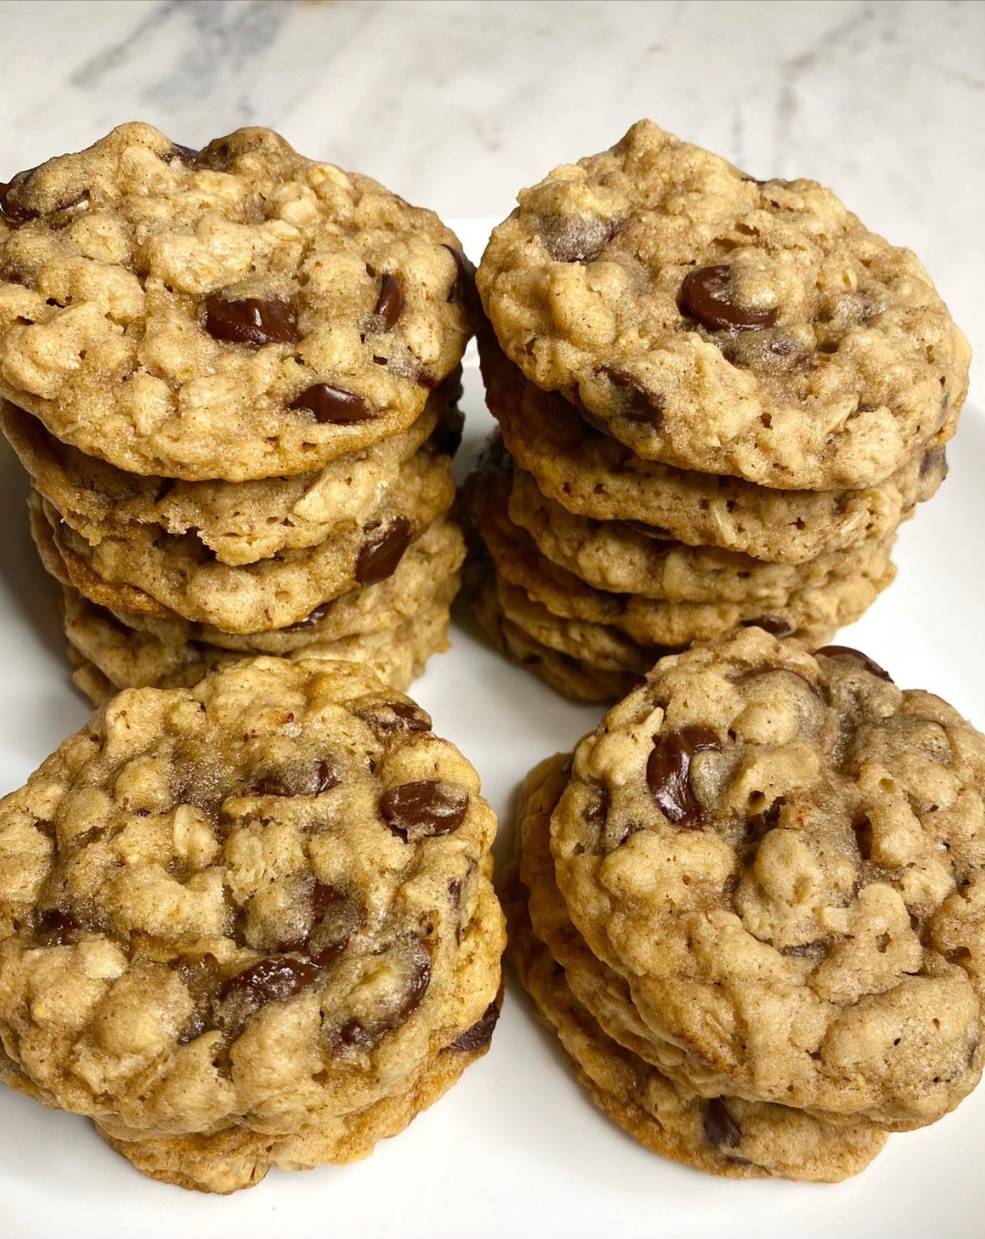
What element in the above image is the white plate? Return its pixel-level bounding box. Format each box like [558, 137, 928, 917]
[1, 221, 982, 1239]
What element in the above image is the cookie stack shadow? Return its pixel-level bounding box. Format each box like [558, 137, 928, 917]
[2, 378, 465, 705]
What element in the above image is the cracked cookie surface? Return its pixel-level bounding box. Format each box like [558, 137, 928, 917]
[0, 124, 471, 480]
[551, 629, 985, 1128]
[478, 120, 969, 490]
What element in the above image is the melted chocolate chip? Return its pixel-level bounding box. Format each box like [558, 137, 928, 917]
[370, 273, 404, 332]
[289, 382, 373, 424]
[920, 446, 947, 480]
[305, 883, 362, 966]
[741, 616, 794, 637]
[221, 956, 321, 1008]
[380, 780, 469, 841]
[0, 172, 37, 225]
[647, 726, 720, 827]
[679, 265, 777, 332]
[253, 759, 339, 797]
[168, 144, 201, 164]
[704, 1097, 742, 1149]
[539, 213, 618, 263]
[598, 367, 663, 423]
[284, 602, 329, 632]
[448, 999, 501, 1052]
[356, 516, 412, 585]
[442, 244, 475, 305]
[337, 940, 430, 1048]
[816, 645, 892, 682]
[204, 295, 298, 346]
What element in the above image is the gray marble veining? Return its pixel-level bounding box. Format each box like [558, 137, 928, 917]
[0, 0, 982, 381]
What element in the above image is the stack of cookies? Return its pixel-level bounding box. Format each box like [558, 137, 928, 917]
[468, 121, 970, 700]
[0, 124, 474, 703]
[0, 657, 505, 1192]
[506, 630, 985, 1181]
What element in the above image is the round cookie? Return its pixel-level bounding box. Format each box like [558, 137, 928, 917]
[62, 583, 456, 704]
[0, 658, 504, 1170]
[508, 756, 887, 1180]
[508, 465, 900, 603]
[2, 374, 461, 566]
[0, 124, 472, 481]
[478, 120, 969, 490]
[40, 515, 464, 655]
[484, 341, 951, 566]
[470, 454, 893, 648]
[32, 446, 456, 631]
[551, 629, 985, 1128]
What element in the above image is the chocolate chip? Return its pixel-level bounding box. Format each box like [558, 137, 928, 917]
[816, 645, 892, 682]
[598, 367, 662, 423]
[289, 382, 374, 424]
[741, 616, 793, 637]
[380, 780, 469, 841]
[539, 213, 618, 263]
[442, 244, 475, 305]
[448, 999, 501, 1052]
[356, 516, 412, 585]
[220, 956, 322, 1008]
[34, 907, 79, 943]
[253, 759, 339, 797]
[0, 171, 37, 225]
[920, 446, 947, 480]
[304, 883, 363, 966]
[703, 1098, 742, 1149]
[647, 726, 720, 827]
[337, 940, 431, 1048]
[584, 783, 610, 832]
[204, 295, 297, 346]
[284, 602, 329, 632]
[679, 265, 777, 331]
[168, 144, 201, 164]
[369, 273, 404, 332]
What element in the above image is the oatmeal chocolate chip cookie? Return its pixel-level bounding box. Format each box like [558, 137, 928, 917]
[509, 465, 900, 603]
[2, 373, 461, 567]
[483, 340, 951, 566]
[551, 629, 985, 1128]
[0, 124, 472, 481]
[465, 559, 634, 703]
[42, 516, 464, 655]
[0, 658, 504, 1164]
[508, 757, 886, 1180]
[62, 583, 456, 704]
[478, 120, 969, 490]
[470, 452, 892, 648]
[33, 447, 456, 631]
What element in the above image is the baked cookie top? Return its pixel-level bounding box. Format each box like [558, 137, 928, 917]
[0, 657, 501, 1135]
[551, 628, 985, 1128]
[0, 124, 471, 480]
[478, 120, 969, 490]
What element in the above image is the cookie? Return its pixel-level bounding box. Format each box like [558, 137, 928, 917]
[0, 124, 472, 481]
[32, 444, 456, 631]
[470, 451, 893, 648]
[62, 583, 456, 704]
[478, 120, 969, 489]
[465, 558, 634, 703]
[508, 464, 902, 602]
[551, 629, 985, 1128]
[0, 657, 505, 1190]
[507, 756, 887, 1180]
[41, 515, 464, 655]
[2, 373, 461, 567]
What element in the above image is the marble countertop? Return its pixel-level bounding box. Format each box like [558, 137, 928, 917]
[2, 0, 983, 382]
